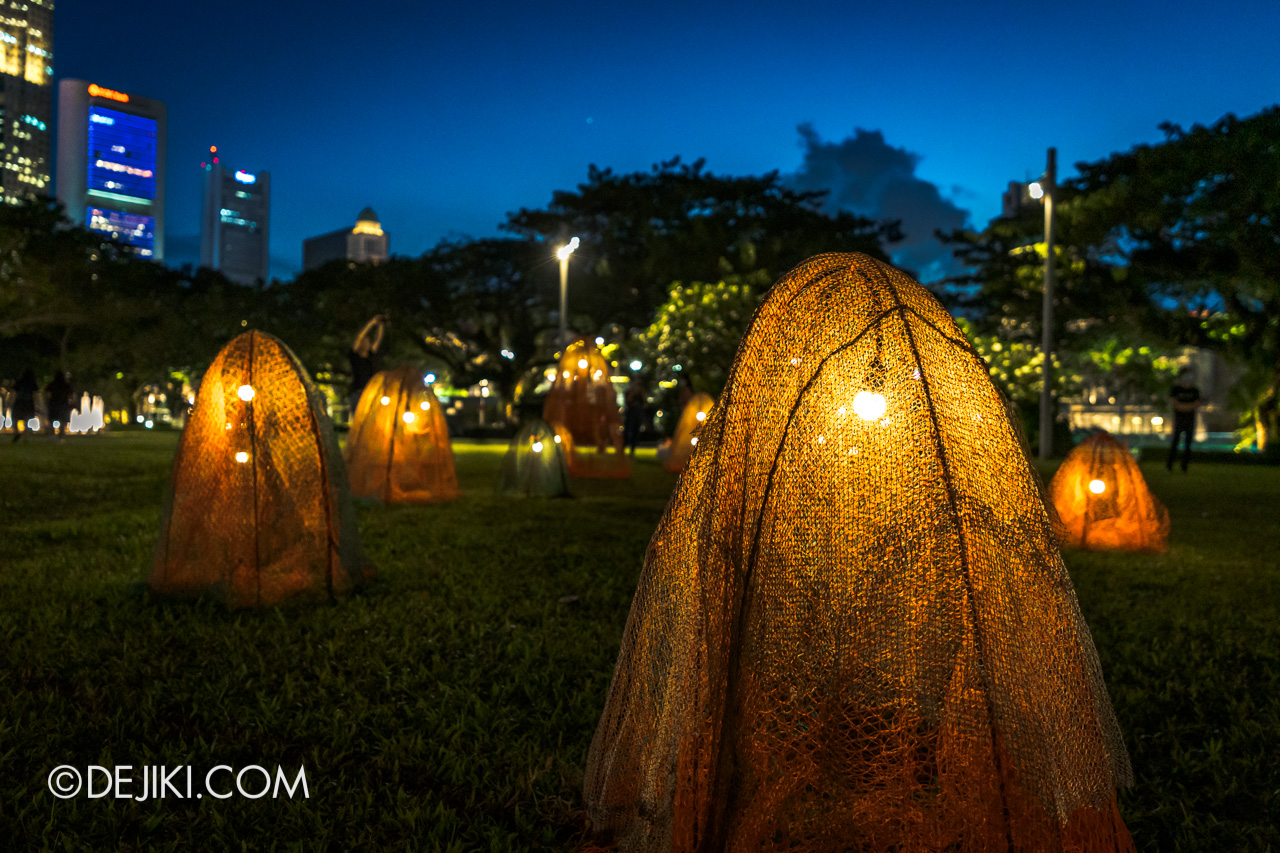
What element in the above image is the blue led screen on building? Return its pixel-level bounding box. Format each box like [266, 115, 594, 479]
[86, 107, 158, 204]
[86, 208, 155, 257]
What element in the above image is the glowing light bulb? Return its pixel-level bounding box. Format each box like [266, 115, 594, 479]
[532, 441, 544, 453]
[630, 360, 643, 370]
[402, 411, 415, 424]
[553, 435, 562, 444]
[695, 411, 706, 422]
[562, 371, 570, 380]
[691, 437, 698, 446]
[148, 394, 156, 404]
[577, 358, 588, 370]
[235, 451, 249, 463]
[237, 385, 255, 402]
[852, 391, 887, 421]
[1152, 416, 1164, 426]
[1089, 479, 1106, 494]
[1028, 181, 1044, 200]
[380, 396, 391, 406]
[144, 419, 153, 429]
[595, 336, 604, 346]
[419, 401, 430, 411]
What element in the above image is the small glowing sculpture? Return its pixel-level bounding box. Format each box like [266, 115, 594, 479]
[151, 330, 371, 608]
[1049, 430, 1169, 552]
[497, 419, 571, 498]
[68, 394, 105, 433]
[345, 365, 459, 504]
[543, 339, 630, 479]
[663, 392, 715, 473]
[585, 253, 1135, 851]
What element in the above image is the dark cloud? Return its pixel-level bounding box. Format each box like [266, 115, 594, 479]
[789, 124, 969, 283]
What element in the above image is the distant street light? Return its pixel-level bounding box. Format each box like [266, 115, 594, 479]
[557, 236, 580, 349]
[1037, 148, 1057, 461]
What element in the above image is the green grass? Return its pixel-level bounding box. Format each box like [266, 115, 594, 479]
[1, 433, 1277, 850]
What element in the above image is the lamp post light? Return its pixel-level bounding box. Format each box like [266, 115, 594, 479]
[1030, 148, 1056, 461]
[557, 236, 580, 350]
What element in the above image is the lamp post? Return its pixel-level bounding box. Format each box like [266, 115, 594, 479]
[557, 236, 579, 350]
[1029, 148, 1056, 461]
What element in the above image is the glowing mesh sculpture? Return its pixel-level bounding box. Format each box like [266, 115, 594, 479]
[1049, 430, 1169, 552]
[345, 366, 459, 504]
[151, 331, 370, 607]
[663, 392, 715, 473]
[543, 340, 630, 478]
[498, 419, 571, 497]
[585, 254, 1134, 852]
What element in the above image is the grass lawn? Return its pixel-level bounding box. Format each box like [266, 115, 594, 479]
[2, 432, 1277, 850]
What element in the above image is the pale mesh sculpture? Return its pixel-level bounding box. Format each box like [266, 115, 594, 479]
[344, 366, 459, 504]
[151, 331, 370, 608]
[585, 254, 1135, 852]
[498, 419, 572, 497]
[543, 340, 630, 478]
[663, 392, 716, 473]
[1048, 430, 1169, 553]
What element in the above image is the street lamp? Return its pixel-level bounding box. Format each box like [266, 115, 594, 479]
[557, 236, 579, 349]
[1036, 148, 1057, 461]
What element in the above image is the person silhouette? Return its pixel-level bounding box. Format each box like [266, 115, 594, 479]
[11, 368, 38, 442]
[45, 371, 73, 440]
[349, 314, 387, 413]
[1166, 366, 1201, 472]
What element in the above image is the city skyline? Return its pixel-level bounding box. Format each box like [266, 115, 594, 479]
[47, 0, 1280, 281]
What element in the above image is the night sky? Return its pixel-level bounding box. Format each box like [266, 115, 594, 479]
[52, 0, 1280, 282]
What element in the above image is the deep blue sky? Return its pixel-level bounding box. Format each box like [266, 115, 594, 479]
[53, 0, 1280, 281]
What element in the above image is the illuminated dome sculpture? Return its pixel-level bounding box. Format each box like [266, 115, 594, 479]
[497, 419, 571, 497]
[1048, 429, 1169, 552]
[151, 331, 370, 607]
[663, 392, 715, 473]
[344, 366, 459, 504]
[585, 254, 1135, 852]
[543, 339, 630, 479]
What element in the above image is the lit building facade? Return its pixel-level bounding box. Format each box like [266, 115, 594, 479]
[303, 207, 389, 270]
[1, 0, 54, 205]
[200, 158, 270, 285]
[56, 79, 166, 259]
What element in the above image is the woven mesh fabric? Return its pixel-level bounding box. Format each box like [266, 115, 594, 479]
[1048, 431, 1169, 553]
[151, 331, 370, 608]
[498, 419, 572, 497]
[344, 366, 460, 504]
[584, 254, 1135, 852]
[544, 340, 625, 450]
[551, 420, 632, 479]
[664, 393, 716, 473]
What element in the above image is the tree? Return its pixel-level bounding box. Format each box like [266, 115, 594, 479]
[1068, 107, 1280, 449]
[504, 157, 899, 330]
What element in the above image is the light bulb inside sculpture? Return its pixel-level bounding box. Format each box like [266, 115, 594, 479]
[419, 401, 430, 411]
[553, 434, 562, 444]
[532, 441, 544, 453]
[852, 390, 887, 421]
[237, 385, 255, 402]
[691, 437, 698, 446]
[578, 358, 588, 370]
[695, 411, 706, 422]
[235, 451, 249, 464]
[380, 396, 391, 406]
[402, 411, 415, 424]
[1089, 479, 1106, 494]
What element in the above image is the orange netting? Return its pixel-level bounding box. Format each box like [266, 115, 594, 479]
[541, 340, 630, 478]
[151, 330, 370, 608]
[1048, 430, 1169, 553]
[584, 254, 1134, 852]
[663, 392, 716, 473]
[498, 419, 572, 497]
[344, 366, 460, 504]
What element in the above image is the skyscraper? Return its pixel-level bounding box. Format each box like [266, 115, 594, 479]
[302, 207, 389, 270]
[56, 79, 166, 259]
[200, 155, 270, 285]
[1, 0, 54, 205]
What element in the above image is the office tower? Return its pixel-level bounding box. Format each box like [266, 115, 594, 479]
[200, 156, 270, 285]
[302, 207, 389, 270]
[1, 0, 54, 205]
[56, 79, 166, 259]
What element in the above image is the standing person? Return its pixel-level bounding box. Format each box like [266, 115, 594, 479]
[11, 368, 38, 442]
[1167, 366, 1201, 472]
[348, 314, 387, 413]
[624, 381, 647, 456]
[45, 371, 73, 439]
